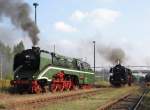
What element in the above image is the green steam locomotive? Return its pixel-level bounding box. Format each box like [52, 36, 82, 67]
[10, 47, 95, 93]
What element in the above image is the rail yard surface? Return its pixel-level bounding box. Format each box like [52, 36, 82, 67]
[97, 87, 149, 110]
[0, 86, 139, 110]
[0, 82, 150, 110]
[39, 86, 139, 110]
[0, 88, 108, 110]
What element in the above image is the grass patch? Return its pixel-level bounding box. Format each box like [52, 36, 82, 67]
[0, 104, 6, 109]
[94, 78, 110, 86]
[39, 86, 139, 110]
[95, 80, 110, 86]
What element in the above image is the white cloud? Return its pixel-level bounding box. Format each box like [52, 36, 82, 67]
[54, 21, 77, 32]
[71, 8, 121, 27]
[86, 0, 127, 3]
[71, 10, 87, 21]
[90, 9, 121, 23]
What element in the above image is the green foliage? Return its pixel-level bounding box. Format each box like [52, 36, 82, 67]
[13, 41, 25, 54]
[5, 73, 13, 80]
[0, 40, 24, 79]
[0, 41, 13, 77]
[0, 41, 13, 61]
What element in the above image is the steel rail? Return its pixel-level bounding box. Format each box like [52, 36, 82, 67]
[133, 89, 149, 110]
[97, 88, 149, 110]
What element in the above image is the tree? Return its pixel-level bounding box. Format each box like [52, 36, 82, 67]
[0, 41, 14, 79]
[0, 41, 25, 79]
[13, 41, 25, 55]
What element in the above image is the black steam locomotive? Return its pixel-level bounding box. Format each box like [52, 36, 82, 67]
[145, 73, 150, 86]
[109, 64, 132, 87]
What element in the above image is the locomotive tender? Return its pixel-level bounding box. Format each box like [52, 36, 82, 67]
[109, 64, 132, 87]
[10, 47, 95, 93]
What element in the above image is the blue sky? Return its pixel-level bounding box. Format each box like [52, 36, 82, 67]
[25, 0, 150, 40]
[24, 0, 150, 48]
[1, 0, 150, 66]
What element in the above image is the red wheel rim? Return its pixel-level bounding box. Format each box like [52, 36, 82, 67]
[34, 84, 42, 94]
[51, 84, 58, 92]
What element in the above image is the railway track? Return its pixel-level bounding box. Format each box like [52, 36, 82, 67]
[97, 88, 149, 110]
[7, 88, 109, 110]
[0, 86, 139, 110]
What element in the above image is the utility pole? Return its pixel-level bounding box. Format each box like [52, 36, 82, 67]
[0, 56, 2, 80]
[93, 41, 96, 73]
[54, 44, 55, 53]
[33, 2, 39, 25]
[51, 44, 55, 65]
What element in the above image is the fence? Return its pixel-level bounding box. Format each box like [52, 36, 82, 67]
[95, 76, 109, 86]
[0, 80, 10, 92]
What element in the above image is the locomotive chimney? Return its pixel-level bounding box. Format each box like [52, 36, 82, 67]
[32, 46, 40, 53]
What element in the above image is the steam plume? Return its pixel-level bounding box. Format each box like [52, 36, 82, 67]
[98, 46, 126, 64]
[0, 0, 39, 45]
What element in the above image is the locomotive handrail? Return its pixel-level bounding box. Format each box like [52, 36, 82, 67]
[14, 65, 23, 75]
[40, 50, 51, 54]
[91, 66, 150, 68]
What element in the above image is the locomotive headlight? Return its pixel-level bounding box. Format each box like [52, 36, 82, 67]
[110, 73, 113, 76]
[25, 55, 30, 58]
